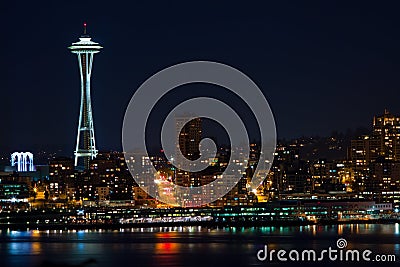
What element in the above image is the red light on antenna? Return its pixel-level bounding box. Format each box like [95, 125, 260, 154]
[83, 22, 87, 34]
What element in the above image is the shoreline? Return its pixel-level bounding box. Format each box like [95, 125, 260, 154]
[1, 219, 398, 231]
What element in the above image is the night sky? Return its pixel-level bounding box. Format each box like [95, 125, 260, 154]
[2, 1, 400, 155]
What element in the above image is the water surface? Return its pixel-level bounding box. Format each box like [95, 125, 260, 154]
[1, 224, 399, 267]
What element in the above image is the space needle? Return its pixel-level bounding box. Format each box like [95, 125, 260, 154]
[69, 23, 102, 169]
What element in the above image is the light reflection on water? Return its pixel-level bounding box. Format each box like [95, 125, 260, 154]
[0, 224, 398, 267]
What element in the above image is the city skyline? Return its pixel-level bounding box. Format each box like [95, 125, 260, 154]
[2, 2, 400, 154]
[0, 109, 391, 160]
[1, 109, 399, 199]
[1, 108, 400, 212]
[1, 1, 400, 209]
[2, 2, 400, 267]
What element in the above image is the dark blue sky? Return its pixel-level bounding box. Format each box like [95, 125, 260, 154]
[1, 1, 400, 155]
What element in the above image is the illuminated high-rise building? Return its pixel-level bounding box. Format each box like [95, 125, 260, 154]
[348, 110, 400, 203]
[69, 23, 102, 169]
[372, 109, 400, 160]
[175, 116, 202, 161]
[174, 116, 202, 187]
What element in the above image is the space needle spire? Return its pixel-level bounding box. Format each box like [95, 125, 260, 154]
[69, 23, 102, 169]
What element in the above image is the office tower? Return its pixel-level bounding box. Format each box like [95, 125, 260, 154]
[372, 109, 400, 160]
[349, 110, 400, 203]
[175, 116, 202, 161]
[174, 116, 202, 188]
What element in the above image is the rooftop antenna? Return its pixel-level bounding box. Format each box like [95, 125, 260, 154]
[83, 22, 87, 35]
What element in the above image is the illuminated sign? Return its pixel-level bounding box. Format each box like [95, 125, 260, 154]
[10, 152, 34, 172]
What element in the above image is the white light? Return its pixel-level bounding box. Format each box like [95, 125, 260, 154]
[10, 152, 34, 172]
